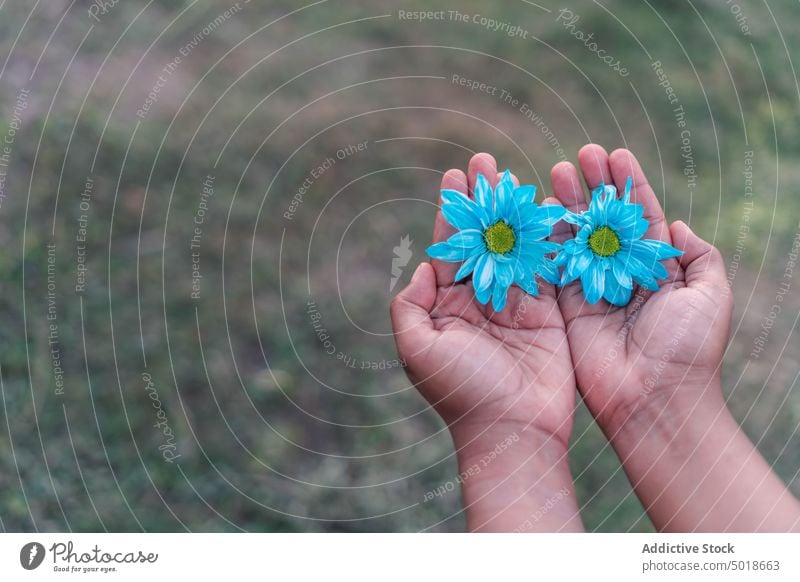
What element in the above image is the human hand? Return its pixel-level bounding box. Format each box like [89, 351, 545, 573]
[390, 153, 582, 531]
[549, 145, 800, 532]
[391, 153, 577, 446]
[548, 146, 800, 532]
[549, 145, 732, 434]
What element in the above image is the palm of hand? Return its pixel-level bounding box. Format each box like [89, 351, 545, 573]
[391, 154, 577, 443]
[549, 146, 732, 429]
[410, 279, 575, 442]
[560, 281, 728, 427]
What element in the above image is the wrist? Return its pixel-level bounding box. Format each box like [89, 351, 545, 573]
[600, 375, 800, 531]
[448, 419, 582, 532]
[450, 416, 568, 456]
[607, 375, 727, 452]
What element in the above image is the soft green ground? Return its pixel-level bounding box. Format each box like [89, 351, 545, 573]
[0, 0, 798, 531]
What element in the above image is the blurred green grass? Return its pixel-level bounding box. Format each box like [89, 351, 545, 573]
[0, 0, 798, 532]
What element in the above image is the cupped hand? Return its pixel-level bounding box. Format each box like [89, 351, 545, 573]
[549, 145, 733, 433]
[390, 153, 577, 445]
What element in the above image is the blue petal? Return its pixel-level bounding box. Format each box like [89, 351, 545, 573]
[511, 258, 538, 295]
[441, 189, 469, 203]
[607, 200, 646, 240]
[518, 204, 565, 229]
[427, 242, 470, 262]
[634, 239, 683, 260]
[504, 206, 524, 231]
[538, 258, 560, 285]
[492, 278, 510, 311]
[474, 173, 493, 214]
[562, 210, 587, 226]
[518, 239, 560, 256]
[554, 249, 569, 267]
[474, 280, 492, 304]
[589, 183, 616, 219]
[491, 260, 514, 311]
[513, 185, 536, 205]
[628, 244, 673, 281]
[519, 272, 539, 295]
[634, 274, 660, 291]
[441, 189, 487, 229]
[574, 248, 593, 271]
[581, 260, 605, 304]
[603, 275, 632, 306]
[473, 252, 495, 292]
[561, 249, 592, 286]
[494, 259, 514, 288]
[622, 176, 633, 202]
[576, 224, 592, 244]
[512, 204, 541, 229]
[494, 170, 515, 218]
[512, 257, 531, 283]
[602, 183, 617, 197]
[629, 244, 659, 267]
[454, 252, 481, 281]
[561, 265, 579, 286]
[516, 221, 550, 239]
[442, 203, 481, 231]
[535, 204, 567, 226]
[446, 229, 484, 249]
[620, 252, 660, 290]
[612, 256, 633, 289]
[630, 218, 650, 240]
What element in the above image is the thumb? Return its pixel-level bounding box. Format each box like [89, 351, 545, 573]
[390, 262, 437, 354]
[669, 220, 730, 297]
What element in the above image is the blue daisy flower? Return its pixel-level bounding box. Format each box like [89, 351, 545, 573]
[426, 170, 565, 312]
[556, 177, 683, 306]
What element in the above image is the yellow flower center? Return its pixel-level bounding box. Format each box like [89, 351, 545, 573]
[484, 220, 516, 255]
[588, 226, 621, 257]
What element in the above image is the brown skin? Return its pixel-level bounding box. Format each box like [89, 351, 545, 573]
[391, 153, 582, 532]
[549, 145, 800, 532]
[392, 147, 800, 532]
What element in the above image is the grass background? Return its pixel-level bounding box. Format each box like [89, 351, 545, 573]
[0, 0, 798, 532]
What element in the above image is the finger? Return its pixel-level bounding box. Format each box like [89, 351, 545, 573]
[578, 143, 612, 190]
[468, 152, 498, 196]
[390, 262, 437, 357]
[670, 220, 730, 298]
[550, 160, 587, 215]
[609, 148, 681, 278]
[431, 168, 468, 286]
